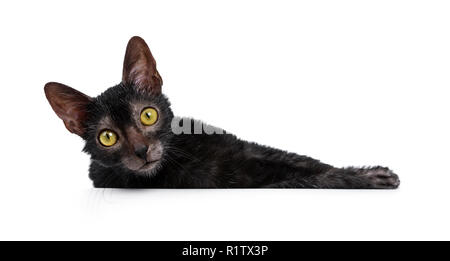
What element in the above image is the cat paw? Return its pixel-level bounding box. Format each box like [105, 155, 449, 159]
[360, 167, 400, 189]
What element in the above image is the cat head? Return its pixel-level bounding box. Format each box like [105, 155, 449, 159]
[44, 36, 173, 175]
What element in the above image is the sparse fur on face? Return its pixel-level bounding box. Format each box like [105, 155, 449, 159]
[83, 84, 174, 176]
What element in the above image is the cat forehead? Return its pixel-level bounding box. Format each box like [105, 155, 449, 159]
[88, 84, 169, 124]
[92, 102, 157, 131]
[92, 98, 159, 125]
[93, 85, 157, 110]
[95, 84, 144, 105]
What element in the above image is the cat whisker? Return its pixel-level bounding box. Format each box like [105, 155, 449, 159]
[164, 153, 191, 175]
[165, 148, 196, 162]
[165, 143, 200, 162]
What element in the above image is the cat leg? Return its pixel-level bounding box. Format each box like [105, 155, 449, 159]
[310, 166, 400, 189]
[263, 166, 399, 189]
[240, 143, 399, 189]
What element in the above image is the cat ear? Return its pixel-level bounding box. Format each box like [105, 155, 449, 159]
[44, 82, 93, 137]
[122, 36, 163, 94]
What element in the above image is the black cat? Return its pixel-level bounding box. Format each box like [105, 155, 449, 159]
[44, 36, 400, 189]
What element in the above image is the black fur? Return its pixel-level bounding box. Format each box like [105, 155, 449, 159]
[83, 83, 400, 189]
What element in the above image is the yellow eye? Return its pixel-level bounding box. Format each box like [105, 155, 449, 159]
[140, 107, 158, 126]
[98, 130, 118, 147]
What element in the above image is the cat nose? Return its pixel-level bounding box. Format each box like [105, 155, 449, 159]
[134, 145, 148, 160]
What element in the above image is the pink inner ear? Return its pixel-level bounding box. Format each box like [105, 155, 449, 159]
[44, 82, 92, 136]
[122, 36, 162, 94]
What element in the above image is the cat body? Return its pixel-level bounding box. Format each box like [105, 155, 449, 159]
[45, 36, 400, 189]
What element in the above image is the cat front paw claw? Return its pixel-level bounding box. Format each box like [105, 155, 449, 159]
[361, 167, 400, 189]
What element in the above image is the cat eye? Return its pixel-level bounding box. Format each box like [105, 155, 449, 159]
[98, 129, 118, 147]
[140, 107, 158, 126]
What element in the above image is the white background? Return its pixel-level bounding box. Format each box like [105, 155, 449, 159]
[0, 0, 449, 240]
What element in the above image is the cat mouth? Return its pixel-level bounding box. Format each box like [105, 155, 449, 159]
[139, 159, 160, 170]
